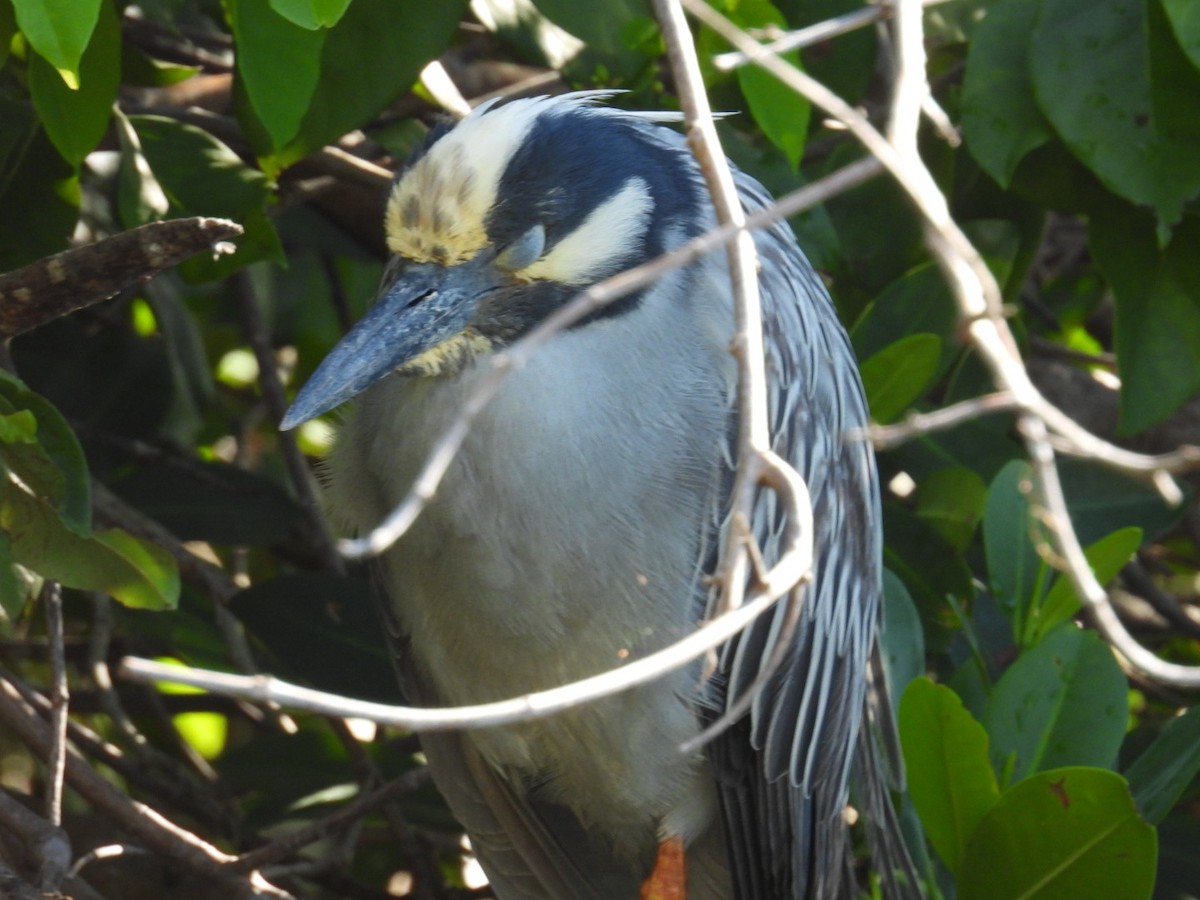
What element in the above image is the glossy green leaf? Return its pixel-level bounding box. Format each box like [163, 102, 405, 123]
[983, 460, 1039, 623]
[1030, 0, 1200, 235]
[880, 570, 925, 699]
[1162, 0, 1200, 69]
[1058, 458, 1188, 545]
[0, 99, 79, 269]
[0, 533, 23, 620]
[900, 678, 999, 873]
[0, 370, 91, 534]
[850, 264, 960, 378]
[231, 0, 325, 149]
[114, 109, 170, 228]
[530, 0, 650, 80]
[121, 45, 201, 87]
[915, 467, 987, 552]
[961, 0, 1052, 186]
[280, 0, 469, 163]
[1091, 211, 1200, 433]
[959, 768, 1156, 900]
[725, 0, 809, 168]
[12, 0, 101, 84]
[27, 0, 119, 166]
[111, 457, 302, 546]
[984, 626, 1127, 784]
[1026, 527, 1142, 646]
[859, 333, 941, 424]
[1126, 705, 1200, 825]
[131, 115, 282, 273]
[0, 478, 178, 610]
[270, 0, 351, 29]
[1148, 0, 1200, 143]
[0, 2, 16, 70]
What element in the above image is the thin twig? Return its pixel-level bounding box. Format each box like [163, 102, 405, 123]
[688, 0, 1200, 686]
[230, 769, 430, 873]
[41, 582, 68, 833]
[119, 494, 814, 732]
[0, 789, 71, 892]
[0, 217, 242, 338]
[0, 675, 290, 898]
[856, 392, 1020, 449]
[235, 273, 345, 575]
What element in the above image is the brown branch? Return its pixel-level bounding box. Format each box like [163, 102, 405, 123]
[0, 789, 71, 892]
[0, 217, 243, 338]
[41, 581, 68, 836]
[230, 769, 430, 873]
[0, 674, 289, 898]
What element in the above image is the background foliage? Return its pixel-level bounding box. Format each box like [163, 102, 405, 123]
[1, 0, 1198, 897]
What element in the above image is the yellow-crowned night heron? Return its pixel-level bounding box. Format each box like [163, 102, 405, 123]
[282, 92, 889, 899]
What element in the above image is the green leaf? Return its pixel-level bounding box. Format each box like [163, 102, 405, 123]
[1125, 706, 1200, 825]
[983, 460, 1039, 624]
[1091, 211, 1200, 433]
[0, 1, 16, 70]
[959, 768, 1156, 900]
[915, 467, 987, 552]
[961, 0, 1053, 186]
[1030, 0, 1200, 236]
[1027, 527, 1142, 646]
[11, 0, 101, 84]
[900, 678, 999, 873]
[0, 98, 80, 270]
[0, 532, 24, 620]
[1162, 0, 1200, 69]
[851, 264, 961, 378]
[0, 370, 91, 534]
[725, 0, 809, 168]
[114, 108, 169, 227]
[269, 0, 352, 29]
[858, 333, 941, 424]
[984, 626, 1127, 784]
[278, 0, 469, 164]
[27, 0, 120, 166]
[880, 569, 925, 699]
[530, 0, 651, 81]
[1148, 0, 1200, 144]
[130, 115, 282, 273]
[230, 0, 325, 150]
[111, 457, 302, 546]
[121, 45, 201, 87]
[230, 573, 400, 702]
[0, 478, 178, 610]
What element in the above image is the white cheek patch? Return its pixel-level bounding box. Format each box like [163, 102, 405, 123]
[523, 178, 654, 285]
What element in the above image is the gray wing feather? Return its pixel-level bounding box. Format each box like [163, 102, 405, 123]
[705, 171, 883, 899]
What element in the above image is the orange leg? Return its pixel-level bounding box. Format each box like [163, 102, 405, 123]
[639, 836, 686, 900]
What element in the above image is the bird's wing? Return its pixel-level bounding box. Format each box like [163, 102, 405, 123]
[376, 597, 641, 900]
[702, 171, 883, 899]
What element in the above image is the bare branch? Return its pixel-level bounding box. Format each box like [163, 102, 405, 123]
[0, 217, 242, 338]
[856, 392, 1020, 449]
[120, 475, 813, 734]
[0, 674, 290, 898]
[0, 789, 71, 892]
[41, 581, 68, 837]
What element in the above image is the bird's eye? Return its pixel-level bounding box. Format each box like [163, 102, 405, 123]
[495, 224, 546, 272]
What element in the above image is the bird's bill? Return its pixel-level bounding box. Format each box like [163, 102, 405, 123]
[280, 262, 490, 430]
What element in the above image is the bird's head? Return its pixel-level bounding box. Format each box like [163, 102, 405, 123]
[281, 92, 703, 430]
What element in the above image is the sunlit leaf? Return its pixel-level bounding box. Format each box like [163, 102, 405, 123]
[984, 626, 1127, 784]
[960, 768, 1156, 900]
[11, 0, 100, 83]
[900, 678, 1000, 873]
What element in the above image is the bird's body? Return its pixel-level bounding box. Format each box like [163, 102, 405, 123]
[284, 93, 888, 899]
